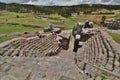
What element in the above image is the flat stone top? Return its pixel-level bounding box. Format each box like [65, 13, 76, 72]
[59, 33, 71, 39]
[0, 56, 83, 80]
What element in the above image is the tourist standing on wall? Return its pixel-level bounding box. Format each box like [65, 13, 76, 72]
[73, 34, 80, 52]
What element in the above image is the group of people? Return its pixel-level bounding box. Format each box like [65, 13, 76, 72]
[36, 20, 93, 53]
[73, 20, 94, 52]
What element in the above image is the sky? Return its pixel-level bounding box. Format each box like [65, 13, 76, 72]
[0, 0, 120, 6]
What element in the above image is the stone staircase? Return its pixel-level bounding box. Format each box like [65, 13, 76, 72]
[76, 30, 120, 80]
[0, 29, 120, 80]
[0, 34, 60, 57]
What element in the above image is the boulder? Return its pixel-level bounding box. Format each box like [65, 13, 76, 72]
[59, 33, 71, 50]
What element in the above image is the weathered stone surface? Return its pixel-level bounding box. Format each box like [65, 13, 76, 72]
[10, 32, 22, 36]
[103, 19, 120, 30]
[1, 63, 12, 72]
[0, 34, 7, 38]
[0, 56, 82, 80]
[0, 75, 17, 80]
[59, 33, 71, 50]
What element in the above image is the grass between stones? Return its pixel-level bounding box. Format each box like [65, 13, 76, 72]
[108, 32, 120, 44]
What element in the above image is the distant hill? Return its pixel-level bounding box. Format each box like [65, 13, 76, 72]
[0, 2, 120, 17]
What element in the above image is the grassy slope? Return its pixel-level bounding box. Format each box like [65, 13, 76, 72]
[108, 32, 120, 44]
[0, 24, 41, 34]
[0, 10, 120, 33]
[0, 11, 76, 43]
[0, 36, 17, 43]
[0, 10, 120, 43]
[0, 11, 76, 31]
[0, 11, 50, 27]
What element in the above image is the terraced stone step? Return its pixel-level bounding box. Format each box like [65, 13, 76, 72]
[76, 30, 120, 79]
[0, 34, 60, 57]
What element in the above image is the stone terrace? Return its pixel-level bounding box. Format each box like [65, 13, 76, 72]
[0, 29, 120, 80]
[76, 30, 120, 80]
[0, 34, 60, 57]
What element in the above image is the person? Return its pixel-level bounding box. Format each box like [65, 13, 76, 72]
[84, 20, 89, 28]
[49, 24, 54, 30]
[72, 22, 83, 38]
[73, 34, 80, 52]
[88, 22, 93, 28]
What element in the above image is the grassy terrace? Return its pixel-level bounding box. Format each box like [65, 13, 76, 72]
[0, 10, 120, 33]
[0, 24, 41, 34]
[0, 11, 76, 43]
[0, 36, 18, 43]
[0, 11, 76, 31]
[0, 10, 120, 43]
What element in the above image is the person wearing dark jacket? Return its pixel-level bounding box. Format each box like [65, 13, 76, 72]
[73, 34, 80, 52]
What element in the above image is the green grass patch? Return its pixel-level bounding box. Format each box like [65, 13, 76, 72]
[0, 36, 18, 43]
[59, 76, 74, 80]
[95, 72, 108, 80]
[1, 10, 119, 32]
[101, 73, 108, 80]
[0, 24, 41, 34]
[48, 14, 65, 20]
[65, 18, 76, 29]
[108, 32, 120, 44]
[0, 11, 75, 30]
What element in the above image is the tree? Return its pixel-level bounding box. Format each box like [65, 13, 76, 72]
[16, 15, 20, 18]
[101, 16, 106, 24]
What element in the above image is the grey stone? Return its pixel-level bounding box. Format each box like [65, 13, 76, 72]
[1, 63, 12, 72]
[0, 75, 17, 80]
[7, 67, 32, 80]
[0, 56, 82, 80]
[10, 32, 22, 36]
[0, 34, 7, 38]
[0, 61, 4, 65]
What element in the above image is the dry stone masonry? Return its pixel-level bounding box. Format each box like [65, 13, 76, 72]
[0, 27, 120, 80]
[0, 34, 60, 57]
[103, 19, 120, 30]
[76, 29, 120, 80]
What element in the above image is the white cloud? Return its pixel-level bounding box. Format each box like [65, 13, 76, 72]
[0, 0, 120, 5]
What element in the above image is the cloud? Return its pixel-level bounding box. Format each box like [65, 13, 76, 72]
[0, 0, 120, 5]
[0, 0, 29, 3]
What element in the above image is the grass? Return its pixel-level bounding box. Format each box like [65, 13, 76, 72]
[0, 11, 49, 27]
[108, 32, 120, 44]
[0, 36, 18, 43]
[0, 11, 76, 30]
[95, 72, 108, 80]
[59, 76, 74, 80]
[0, 10, 120, 43]
[0, 24, 41, 34]
[0, 11, 73, 43]
[0, 10, 119, 31]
